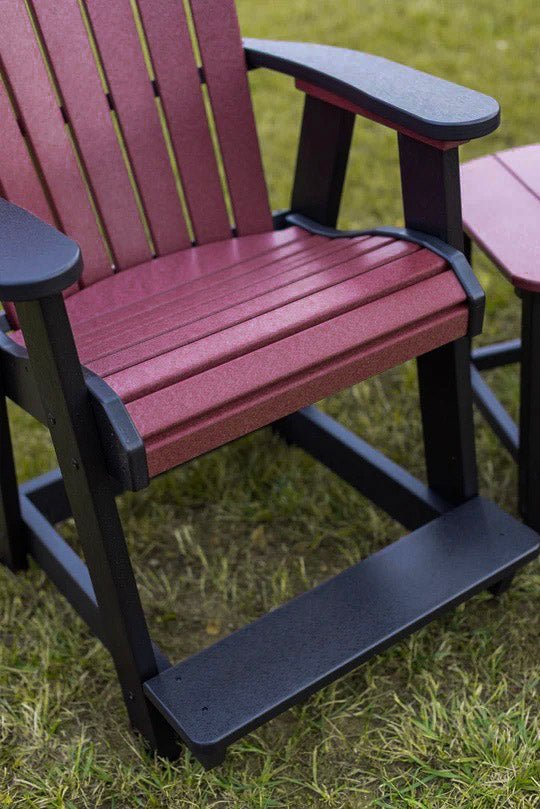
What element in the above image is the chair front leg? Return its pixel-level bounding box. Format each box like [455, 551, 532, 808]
[15, 293, 178, 758]
[398, 134, 478, 505]
[519, 291, 540, 532]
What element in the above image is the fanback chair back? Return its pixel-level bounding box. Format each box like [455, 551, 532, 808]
[0, 0, 272, 324]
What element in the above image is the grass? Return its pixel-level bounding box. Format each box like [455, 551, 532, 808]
[1, 0, 539, 805]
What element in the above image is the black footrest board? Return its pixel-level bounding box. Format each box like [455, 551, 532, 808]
[144, 497, 539, 763]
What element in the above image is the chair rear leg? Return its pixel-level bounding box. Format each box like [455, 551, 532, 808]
[0, 379, 26, 571]
[15, 294, 179, 758]
[519, 291, 540, 533]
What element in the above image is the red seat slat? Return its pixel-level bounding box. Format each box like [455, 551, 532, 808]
[0, 0, 111, 285]
[189, 0, 273, 236]
[83, 0, 191, 256]
[31, 0, 152, 269]
[142, 307, 466, 477]
[137, 0, 231, 245]
[100, 248, 446, 397]
[75, 235, 375, 358]
[67, 227, 311, 329]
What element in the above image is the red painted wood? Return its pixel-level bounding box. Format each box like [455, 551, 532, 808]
[74, 230, 376, 355]
[137, 0, 231, 245]
[67, 227, 311, 330]
[99, 247, 443, 396]
[461, 147, 540, 292]
[0, 0, 111, 285]
[496, 143, 540, 200]
[0, 82, 55, 229]
[32, 0, 153, 270]
[189, 0, 273, 235]
[296, 80, 467, 151]
[126, 271, 467, 476]
[0, 78, 57, 328]
[83, 0, 191, 256]
[79, 237, 402, 373]
[142, 307, 466, 477]
[124, 270, 464, 432]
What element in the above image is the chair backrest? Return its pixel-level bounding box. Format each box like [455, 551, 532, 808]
[0, 0, 272, 316]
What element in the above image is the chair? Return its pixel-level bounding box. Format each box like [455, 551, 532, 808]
[0, 0, 537, 769]
[462, 144, 540, 534]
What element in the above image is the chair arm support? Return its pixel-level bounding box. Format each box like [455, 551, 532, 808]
[243, 39, 500, 142]
[0, 199, 82, 301]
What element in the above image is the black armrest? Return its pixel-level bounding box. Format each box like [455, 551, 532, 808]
[244, 39, 500, 142]
[0, 199, 82, 301]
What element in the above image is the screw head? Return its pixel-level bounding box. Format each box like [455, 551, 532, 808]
[47, 413, 56, 427]
[71, 458, 80, 471]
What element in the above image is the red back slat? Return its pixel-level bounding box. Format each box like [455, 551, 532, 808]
[31, 0, 152, 269]
[0, 79, 55, 227]
[0, 0, 111, 285]
[83, 0, 191, 255]
[189, 0, 273, 236]
[136, 0, 231, 245]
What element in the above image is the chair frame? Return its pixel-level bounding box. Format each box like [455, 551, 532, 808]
[468, 240, 540, 533]
[1, 39, 538, 768]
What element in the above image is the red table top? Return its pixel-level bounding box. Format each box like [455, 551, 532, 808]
[461, 143, 540, 292]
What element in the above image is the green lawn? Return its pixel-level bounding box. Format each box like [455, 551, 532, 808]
[1, 0, 539, 806]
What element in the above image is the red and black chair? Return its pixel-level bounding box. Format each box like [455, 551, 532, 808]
[0, 0, 537, 768]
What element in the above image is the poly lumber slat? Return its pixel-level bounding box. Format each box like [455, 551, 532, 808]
[0, 0, 110, 285]
[83, 0, 191, 255]
[142, 306, 466, 476]
[137, 0, 231, 245]
[86, 239, 411, 376]
[189, 0, 272, 235]
[77, 235, 386, 362]
[32, 0, 151, 270]
[496, 143, 540, 200]
[67, 227, 311, 331]
[0, 80, 54, 227]
[461, 154, 540, 292]
[97, 248, 443, 388]
[123, 270, 466, 436]
[144, 496, 539, 763]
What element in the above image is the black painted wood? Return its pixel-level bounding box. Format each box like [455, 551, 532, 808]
[274, 406, 449, 530]
[398, 135, 478, 504]
[519, 292, 540, 532]
[472, 339, 521, 371]
[244, 40, 500, 141]
[291, 94, 354, 226]
[0, 199, 82, 300]
[15, 294, 178, 757]
[145, 497, 539, 767]
[0, 374, 26, 570]
[471, 366, 519, 460]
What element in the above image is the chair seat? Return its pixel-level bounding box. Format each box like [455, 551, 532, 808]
[461, 143, 540, 292]
[13, 224, 468, 477]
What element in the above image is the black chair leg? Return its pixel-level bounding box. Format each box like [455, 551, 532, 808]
[519, 291, 540, 534]
[417, 336, 478, 505]
[15, 294, 179, 759]
[0, 380, 27, 572]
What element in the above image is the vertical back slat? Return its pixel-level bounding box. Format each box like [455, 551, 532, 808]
[0, 80, 55, 227]
[0, 0, 111, 285]
[83, 0, 191, 255]
[137, 0, 231, 245]
[189, 0, 272, 236]
[31, 0, 153, 269]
